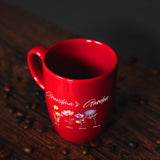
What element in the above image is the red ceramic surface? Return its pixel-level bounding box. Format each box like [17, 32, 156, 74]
[27, 38, 117, 143]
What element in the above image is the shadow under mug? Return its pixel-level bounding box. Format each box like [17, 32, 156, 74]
[27, 38, 117, 143]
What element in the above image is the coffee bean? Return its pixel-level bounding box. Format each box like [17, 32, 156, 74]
[105, 138, 114, 144]
[24, 65, 28, 70]
[3, 85, 11, 93]
[35, 90, 43, 96]
[14, 111, 25, 123]
[23, 124, 31, 129]
[14, 115, 24, 123]
[89, 139, 100, 148]
[15, 111, 25, 117]
[25, 104, 31, 109]
[156, 139, 160, 145]
[24, 147, 33, 154]
[61, 148, 69, 155]
[107, 144, 119, 154]
[31, 103, 39, 110]
[35, 124, 46, 133]
[25, 118, 33, 125]
[120, 153, 129, 159]
[35, 91, 40, 96]
[155, 146, 160, 154]
[47, 144, 58, 150]
[80, 144, 89, 155]
[151, 69, 159, 75]
[36, 127, 44, 133]
[133, 96, 147, 105]
[8, 107, 16, 114]
[0, 147, 11, 158]
[139, 99, 147, 105]
[128, 141, 139, 148]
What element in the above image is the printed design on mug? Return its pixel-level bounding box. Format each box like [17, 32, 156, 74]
[46, 91, 109, 108]
[61, 110, 75, 129]
[53, 106, 100, 129]
[48, 91, 109, 129]
[74, 109, 100, 129]
[52, 105, 63, 125]
[46, 91, 80, 107]
[75, 113, 87, 129]
[84, 109, 100, 128]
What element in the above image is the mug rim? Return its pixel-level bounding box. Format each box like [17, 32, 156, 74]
[43, 38, 117, 82]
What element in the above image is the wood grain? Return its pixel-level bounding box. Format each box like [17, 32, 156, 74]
[0, 1, 160, 159]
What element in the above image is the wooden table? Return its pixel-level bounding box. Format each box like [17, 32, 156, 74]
[0, 1, 160, 159]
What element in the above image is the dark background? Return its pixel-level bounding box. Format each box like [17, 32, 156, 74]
[4, 0, 160, 68]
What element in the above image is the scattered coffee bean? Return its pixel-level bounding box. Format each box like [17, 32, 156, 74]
[3, 85, 11, 93]
[25, 118, 33, 125]
[25, 104, 31, 109]
[36, 127, 44, 133]
[35, 124, 46, 133]
[151, 69, 159, 75]
[14, 115, 24, 123]
[23, 147, 33, 154]
[80, 144, 89, 155]
[15, 111, 25, 117]
[23, 124, 31, 129]
[47, 144, 58, 150]
[107, 144, 119, 154]
[156, 139, 160, 145]
[35, 91, 40, 96]
[128, 141, 139, 149]
[105, 138, 114, 144]
[35, 90, 43, 96]
[61, 148, 69, 155]
[31, 103, 38, 110]
[24, 65, 28, 70]
[139, 99, 147, 105]
[8, 107, 16, 114]
[89, 139, 100, 148]
[155, 146, 160, 154]
[133, 96, 147, 105]
[0, 147, 11, 158]
[120, 152, 129, 159]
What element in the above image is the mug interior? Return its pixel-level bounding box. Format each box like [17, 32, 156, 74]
[44, 39, 117, 80]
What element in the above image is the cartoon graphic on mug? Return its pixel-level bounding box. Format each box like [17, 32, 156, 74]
[27, 38, 117, 142]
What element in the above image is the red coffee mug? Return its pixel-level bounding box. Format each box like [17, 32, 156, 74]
[27, 38, 117, 143]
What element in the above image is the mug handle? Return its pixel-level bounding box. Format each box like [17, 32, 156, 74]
[27, 46, 47, 90]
